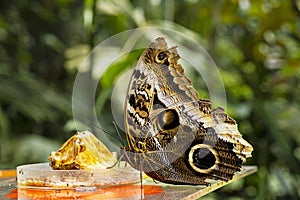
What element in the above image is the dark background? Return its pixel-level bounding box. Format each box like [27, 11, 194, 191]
[0, 0, 299, 199]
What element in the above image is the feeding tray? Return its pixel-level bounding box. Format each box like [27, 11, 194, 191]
[17, 162, 140, 190]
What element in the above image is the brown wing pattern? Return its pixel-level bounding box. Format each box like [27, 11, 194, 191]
[123, 37, 253, 185]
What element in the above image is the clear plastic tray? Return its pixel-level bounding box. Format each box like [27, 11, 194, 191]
[17, 162, 140, 189]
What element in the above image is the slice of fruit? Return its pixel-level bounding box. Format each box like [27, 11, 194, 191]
[48, 130, 117, 170]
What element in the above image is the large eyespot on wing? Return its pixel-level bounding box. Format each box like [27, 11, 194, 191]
[188, 144, 220, 174]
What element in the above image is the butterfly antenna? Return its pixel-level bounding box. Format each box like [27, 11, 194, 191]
[83, 122, 125, 146]
[112, 120, 125, 146]
[76, 121, 128, 169]
[106, 150, 125, 169]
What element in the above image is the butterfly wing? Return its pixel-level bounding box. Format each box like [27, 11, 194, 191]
[124, 37, 203, 151]
[123, 37, 253, 185]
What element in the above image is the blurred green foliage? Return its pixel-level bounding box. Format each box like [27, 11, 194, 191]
[0, 0, 300, 199]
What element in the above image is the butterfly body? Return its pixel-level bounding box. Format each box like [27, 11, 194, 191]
[122, 37, 253, 185]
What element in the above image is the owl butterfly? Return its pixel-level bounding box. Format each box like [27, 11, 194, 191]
[122, 37, 253, 185]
